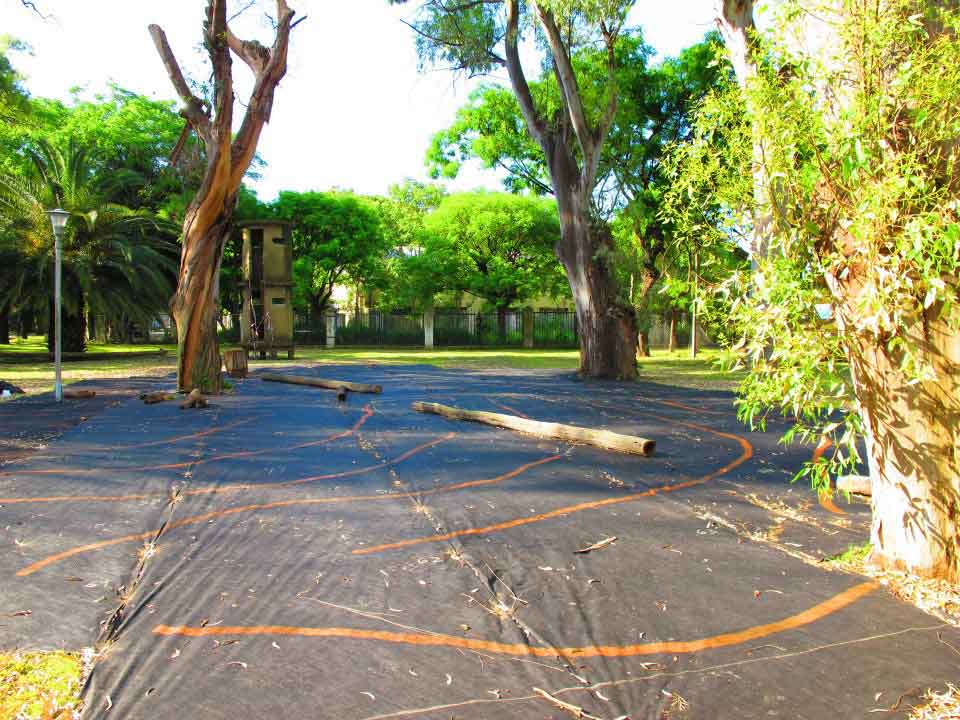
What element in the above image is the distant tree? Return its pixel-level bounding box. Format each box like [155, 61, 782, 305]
[0, 140, 178, 350]
[418, 192, 565, 318]
[428, 33, 730, 354]
[272, 191, 387, 318]
[395, 0, 640, 379]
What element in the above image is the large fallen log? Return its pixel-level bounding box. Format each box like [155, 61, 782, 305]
[261, 373, 382, 394]
[412, 401, 655, 457]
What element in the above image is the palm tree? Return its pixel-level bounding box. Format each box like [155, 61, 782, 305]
[0, 140, 178, 352]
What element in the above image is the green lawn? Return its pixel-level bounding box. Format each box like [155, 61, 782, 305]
[0, 650, 83, 720]
[1, 338, 742, 396]
[2, 335, 168, 355]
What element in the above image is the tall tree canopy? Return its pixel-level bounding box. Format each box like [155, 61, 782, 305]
[417, 191, 566, 310]
[427, 33, 732, 351]
[271, 190, 387, 317]
[396, 0, 640, 378]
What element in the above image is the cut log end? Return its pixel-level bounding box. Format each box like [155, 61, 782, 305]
[837, 474, 871, 496]
[411, 401, 655, 457]
[180, 388, 208, 410]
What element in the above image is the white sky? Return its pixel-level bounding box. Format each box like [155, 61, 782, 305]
[1, 0, 716, 201]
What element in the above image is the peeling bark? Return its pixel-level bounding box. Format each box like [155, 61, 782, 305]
[150, 0, 296, 392]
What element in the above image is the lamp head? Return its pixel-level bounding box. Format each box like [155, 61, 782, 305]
[45, 208, 71, 233]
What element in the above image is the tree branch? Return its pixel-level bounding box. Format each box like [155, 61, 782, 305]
[225, 25, 270, 75]
[148, 23, 212, 139]
[533, 2, 594, 165]
[503, 0, 547, 149]
[230, 0, 296, 187]
[205, 0, 234, 139]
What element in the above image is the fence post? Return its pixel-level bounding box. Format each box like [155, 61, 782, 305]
[522, 307, 534, 349]
[423, 308, 435, 349]
[325, 309, 336, 349]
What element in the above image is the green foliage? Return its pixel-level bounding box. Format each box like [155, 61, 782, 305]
[272, 190, 387, 315]
[691, 0, 960, 489]
[394, 191, 567, 311]
[428, 33, 738, 331]
[0, 36, 30, 125]
[0, 650, 83, 720]
[0, 140, 179, 342]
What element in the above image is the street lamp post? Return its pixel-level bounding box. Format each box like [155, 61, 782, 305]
[45, 209, 70, 403]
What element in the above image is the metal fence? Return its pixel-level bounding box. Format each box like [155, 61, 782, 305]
[532, 310, 578, 347]
[435, 311, 524, 347]
[335, 311, 423, 346]
[293, 312, 327, 344]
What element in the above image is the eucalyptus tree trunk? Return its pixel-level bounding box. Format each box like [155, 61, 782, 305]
[718, 0, 960, 580]
[150, 0, 296, 392]
[503, 0, 638, 379]
[846, 303, 960, 582]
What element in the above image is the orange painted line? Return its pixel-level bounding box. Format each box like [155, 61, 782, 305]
[639, 396, 724, 415]
[15, 450, 555, 576]
[0, 406, 374, 479]
[0, 418, 257, 467]
[354, 415, 753, 556]
[152, 581, 876, 658]
[0, 406, 376, 504]
[178, 432, 455, 496]
[812, 437, 846, 515]
[118, 417, 258, 450]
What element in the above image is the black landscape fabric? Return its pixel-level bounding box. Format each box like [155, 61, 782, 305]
[1, 365, 957, 719]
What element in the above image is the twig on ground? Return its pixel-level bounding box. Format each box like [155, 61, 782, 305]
[533, 687, 603, 720]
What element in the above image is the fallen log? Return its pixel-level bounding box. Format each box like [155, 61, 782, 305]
[140, 391, 176, 405]
[411, 401, 655, 457]
[261, 373, 382, 394]
[837, 474, 871, 496]
[63, 389, 96, 400]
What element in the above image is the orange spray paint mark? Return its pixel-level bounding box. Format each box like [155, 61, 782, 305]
[152, 581, 875, 658]
[812, 438, 846, 516]
[354, 416, 753, 556]
[14, 441, 546, 577]
[0, 406, 376, 503]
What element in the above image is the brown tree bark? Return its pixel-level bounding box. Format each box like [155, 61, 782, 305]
[719, 0, 960, 580]
[636, 331, 650, 358]
[0, 306, 9, 344]
[150, 0, 297, 392]
[502, 0, 637, 379]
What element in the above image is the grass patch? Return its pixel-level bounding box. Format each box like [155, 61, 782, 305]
[0, 651, 83, 720]
[1, 341, 743, 397]
[827, 542, 872, 566]
[1, 335, 166, 355]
